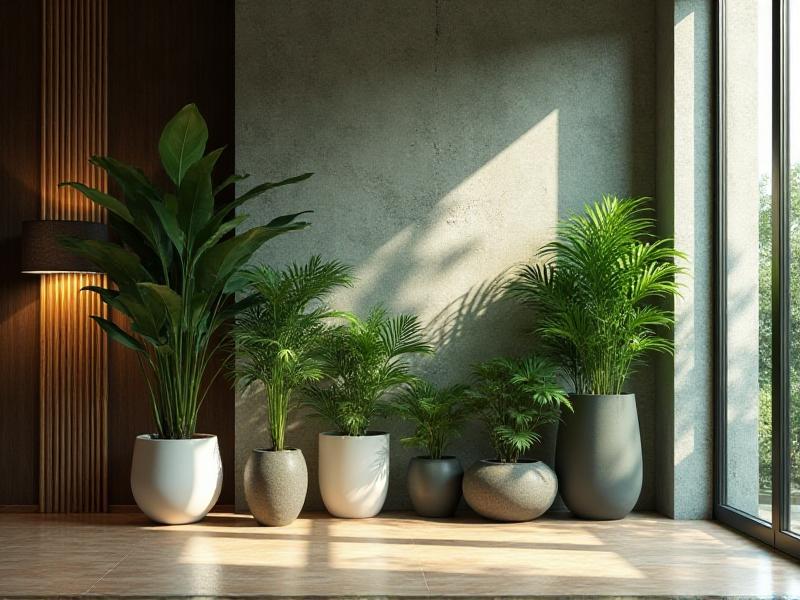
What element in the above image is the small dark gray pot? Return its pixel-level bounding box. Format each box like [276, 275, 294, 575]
[462, 459, 557, 522]
[244, 448, 308, 526]
[407, 456, 463, 518]
[556, 394, 642, 520]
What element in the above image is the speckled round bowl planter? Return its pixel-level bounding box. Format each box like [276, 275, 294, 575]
[318, 432, 389, 519]
[462, 459, 557, 522]
[131, 434, 222, 525]
[407, 456, 463, 518]
[556, 394, 642, 520]
[244, 448, 308, 527]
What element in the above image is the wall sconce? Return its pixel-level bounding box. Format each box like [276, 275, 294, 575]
[20, 219, 108, 274]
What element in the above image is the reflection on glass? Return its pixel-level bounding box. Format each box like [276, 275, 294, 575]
[723, 0, 773, 521]
[789, 0, 800, 532]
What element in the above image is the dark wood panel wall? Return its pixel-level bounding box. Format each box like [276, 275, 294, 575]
[0, 0, 42, 507]
[0, 0, 235, 508]
[107, 0, 236, 506]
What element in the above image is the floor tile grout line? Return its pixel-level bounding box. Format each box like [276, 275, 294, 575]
[81, 536, 142, 595]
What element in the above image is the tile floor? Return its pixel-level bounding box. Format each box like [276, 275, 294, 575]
[0, 511, 798, 597]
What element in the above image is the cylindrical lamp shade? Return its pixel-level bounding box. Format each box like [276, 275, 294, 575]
[21, 220, 109, 274]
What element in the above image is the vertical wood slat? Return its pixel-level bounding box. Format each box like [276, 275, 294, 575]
[39, 0, 108, 513]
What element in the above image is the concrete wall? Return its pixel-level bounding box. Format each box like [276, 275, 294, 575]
[655, 0, 714, 519]
[235, 0, 657, 511]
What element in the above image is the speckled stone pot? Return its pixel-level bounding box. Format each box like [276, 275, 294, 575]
[244, 448, 307, 526]
[463, 459, 557, 522]
[407, 456, 463, 518]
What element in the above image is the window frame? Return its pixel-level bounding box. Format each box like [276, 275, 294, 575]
[714, 0, 800, 558]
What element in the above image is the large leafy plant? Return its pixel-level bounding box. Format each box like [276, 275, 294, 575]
[304, 307, 433, 436]
[390, 380, 469, 459]
[61, 103, 312, 439]
[468, 357, 570, 463]
[233, 256, 353, 451]
[507, 195, 685, 395]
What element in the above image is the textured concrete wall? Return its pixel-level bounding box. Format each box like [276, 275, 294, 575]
[655, 0, 714, 519]
[235, 0, 657, 512]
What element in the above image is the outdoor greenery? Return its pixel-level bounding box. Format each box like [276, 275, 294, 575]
[233, 256, 353, 451]
[390, 380, 469, 459]
[304, 307, 433, 436]
[507, 195, 685, 395]
[467, 356, 570, 463]
[757, 164, 800, 492]
[61, 103, 312, 439]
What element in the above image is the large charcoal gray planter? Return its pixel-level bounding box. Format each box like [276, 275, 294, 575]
[407, 456, 463, 518]
[462, 459, 557, 522]
[244, 448, 308, 526]
[556, 394, 642, 520]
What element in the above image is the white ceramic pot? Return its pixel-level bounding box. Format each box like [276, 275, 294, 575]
[131, 434, 222, 525]
[318, 431, 389, 518]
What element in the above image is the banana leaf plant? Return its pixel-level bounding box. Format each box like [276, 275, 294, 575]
[60, 103, 312, 439]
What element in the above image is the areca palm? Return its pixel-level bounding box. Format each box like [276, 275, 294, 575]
[390, 381, 469, 459]
[468, 356, 570, 463]
[507, 195, 685, 395]
[304, 307, 434, 436]
[234, 256, 354, 451]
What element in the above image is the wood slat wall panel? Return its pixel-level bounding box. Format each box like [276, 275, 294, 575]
[39, 0, 108, 513]
[0, 0, 42, 507]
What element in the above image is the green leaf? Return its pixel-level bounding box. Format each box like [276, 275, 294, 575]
[266, 210, 313, 228]
[178, 147, 224, 245]
[158, 103, 208, 185]
[196, 221, 309, 292]
[214, 173, 249, 195]
[59, 182, 133, 223]
[90, 316, 145, 352]
[210, 173, 313, 226]
[89, 155, 167, 255]
[138, 283, 183, 327]
[60, 237, 153, 288]
[150, 193, 185, 252]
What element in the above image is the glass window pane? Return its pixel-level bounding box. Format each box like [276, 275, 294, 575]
[723, 0, 773, 522]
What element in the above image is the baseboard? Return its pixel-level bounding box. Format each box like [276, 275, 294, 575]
[0, 504, 39, 513]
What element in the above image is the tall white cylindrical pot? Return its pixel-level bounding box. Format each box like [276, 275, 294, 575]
[318, 432, 389, 518]
[131, 434, 222, 525]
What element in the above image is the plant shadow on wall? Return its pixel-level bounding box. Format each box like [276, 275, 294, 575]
[236, 0, 658, 509]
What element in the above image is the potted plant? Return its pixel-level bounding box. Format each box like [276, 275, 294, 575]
[389, 380, 469, 518]
[508, 195, 684, 519]
[234, 256, 353, 526]
[61, 103, 312, 524]
[463, 356, 570, 522]
[304, 307, 433, 518]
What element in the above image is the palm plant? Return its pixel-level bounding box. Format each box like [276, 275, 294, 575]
[507, 195, 685, 395]
[304, 307, 434, 436]
[468, 356, 570, 463]
[61, 103, 312, 439]
[233, 256, 354, 451]
[390, 380, 469, 459]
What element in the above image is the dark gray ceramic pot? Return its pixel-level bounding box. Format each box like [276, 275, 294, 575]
[462, 459, 557, 522]
[244, 448, 308, 526]
[556, 394, 642, 520]
[407, 456, 463, 518]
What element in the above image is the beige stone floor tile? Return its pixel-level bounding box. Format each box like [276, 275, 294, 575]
[1, 511, 799, 596]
